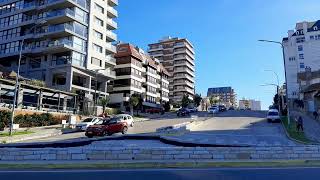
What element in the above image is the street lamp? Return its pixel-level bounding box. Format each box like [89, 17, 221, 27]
[90, 68, 105, 115]
[261, 83, 281, 114]
[258, 39, 290, 125]
[9, 20, 46, 136]
[263, 70, 281, 114]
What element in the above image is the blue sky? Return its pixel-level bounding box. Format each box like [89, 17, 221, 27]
[116, 0, 320, 109]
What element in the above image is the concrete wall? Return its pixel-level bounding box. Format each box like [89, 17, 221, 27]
[1, 146, 320, 161]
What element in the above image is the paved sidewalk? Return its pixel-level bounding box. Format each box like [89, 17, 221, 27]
[291, 111, 320, 143]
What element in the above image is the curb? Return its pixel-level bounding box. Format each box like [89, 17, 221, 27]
[0, 133, 250, 149]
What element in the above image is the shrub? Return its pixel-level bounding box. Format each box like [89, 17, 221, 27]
[106, 108, 121, 115]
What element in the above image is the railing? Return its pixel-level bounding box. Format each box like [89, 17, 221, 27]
[106, 30, 117, 40]
[106, 55, 116, 64]
[106, 43, 116, 52]
[107, 18, 117, 28]
[107, 6, 118, 16]
[47, 8, 75, 18]
[47, 0, 89, 10]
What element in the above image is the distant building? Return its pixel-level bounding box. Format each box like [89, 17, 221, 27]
[239, 99, 261, 111]
[207, 87, 236, 108]
[148, 37, 195, 104]
[109, 43, 170, 111]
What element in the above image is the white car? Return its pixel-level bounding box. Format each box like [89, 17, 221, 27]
[115, 114, 134, 127]
[76, 117, 103, 131]
[208, 107, 219, 114]
[267, 109, 281, 123]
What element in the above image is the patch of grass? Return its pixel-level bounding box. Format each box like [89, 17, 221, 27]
[133, 114, 146, 118]
[281, 116, 313, 143]
[0, 131, 34, 137]
[1, 160, 320, 169]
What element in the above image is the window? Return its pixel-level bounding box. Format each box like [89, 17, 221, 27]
[91, 57, 102, 67]
[310, 35, 314, 40]
[94, 30, 103, 39]
[93, 43, 103, 53]
[314, 26, 318, 31]
[94, 3, 104, 14]
[94, 16, 103, 27]
[289, 57, 296, 61]
[300, 63, 305, 69]
[296, 37, 305, 43]
[298, 45, 303, 51]
[299, 54, 304, 59]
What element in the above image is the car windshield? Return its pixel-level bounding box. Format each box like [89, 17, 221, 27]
[82, 118, 93, 123]
[268, 112, 279, 116]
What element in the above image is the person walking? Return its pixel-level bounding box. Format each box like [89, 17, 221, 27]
[313, 111, 319, 120]
[296, 116, 304, 132]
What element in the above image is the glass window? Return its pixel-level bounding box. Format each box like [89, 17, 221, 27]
[93, 43, 103, 53]
[300, 63, 305, 69]
[94, 30, 103, 39]
[94, 3, 104, 14]
[299, 54, 304, 59]
[94, 16, 103, 27]
[298, 45, 303, 51]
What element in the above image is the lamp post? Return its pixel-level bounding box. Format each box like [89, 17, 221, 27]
[261, 83, 281, 114]
[90, 68, 105, 116]
[258, 39, 290, 125]
[9, 21, 46, 136]
[264, 70, 281, 114]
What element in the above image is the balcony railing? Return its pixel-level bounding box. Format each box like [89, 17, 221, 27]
[106, 55, 116, 64]
[106, 30, 117, 40]
[47, 0, 89, 10]
[107, 18, 117, 28]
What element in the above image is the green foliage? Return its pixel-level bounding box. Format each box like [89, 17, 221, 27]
[129, 95, 139, 107]
[164, 101, 171, 112]
[99, 96, 110, 113]
[281, 116, 312, 143]
[26, 79, 46, 87]
[0, 111, 61, 129]
[106, 108, 121, 115]
[209, 96, 219, 105]
[181, 94, 190, 108]
[194, 94, 202, 107]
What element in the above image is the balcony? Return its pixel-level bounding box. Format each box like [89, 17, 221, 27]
[101, 69, 116, 79]
[148, 46, 163, 52]
[106, 30, 117, 42]
[105, 55, 116, 66]
[107, 18, 118, 30]
[107, 6, 118, 18]
[108, 0, 118, 6]
[106, 43, 117, 54]
[40, 0, 89, 12]
[44, 9, 88, 25]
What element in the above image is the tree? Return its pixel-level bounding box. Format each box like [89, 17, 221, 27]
[209, 96, 219, 106]
[129, 95, 139, 116]
[194, 94, 202, 107]
[164, 101, 171, 112]
[99, 96, 110, 114]
[181, 94, 190, 108]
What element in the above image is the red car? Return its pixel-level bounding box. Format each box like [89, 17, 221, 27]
[146, 108, 161, 114]
[85, 117, 128, 138]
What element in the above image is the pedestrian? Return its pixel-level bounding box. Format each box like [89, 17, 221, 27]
[313, 111, 319, 120]
[296, 116, 304, 132]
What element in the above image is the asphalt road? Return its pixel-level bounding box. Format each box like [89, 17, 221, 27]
[21, 112, 208, 143]
[1, 168, 320, 180]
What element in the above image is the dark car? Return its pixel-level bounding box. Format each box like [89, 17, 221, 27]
[229, 107, 235, 110]
[177, 108, 190, 116]
[146, 108, 161, 114]
[218, 105, 227, 112]
[85, 117, 128, 138]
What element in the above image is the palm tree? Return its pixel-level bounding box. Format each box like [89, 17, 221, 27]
[99, 96, 110, 114]
[210, 96, 219, 106]
[129, 95, 139, 116]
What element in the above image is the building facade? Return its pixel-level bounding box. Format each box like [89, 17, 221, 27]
[148, 37, 195, 104]
[207, 87, 236, 108]
[109, 43, 170, 111]
[0, 0, 118, 111]
[283, 20, 320, 101]
[239, 99, 261, 111]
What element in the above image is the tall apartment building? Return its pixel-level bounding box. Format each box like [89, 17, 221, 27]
[148, 37, 195, 104]
[109, 43, 170, 111]
[239, 99, 261, 111]
[0, 0, 118, 110]
[207, 87, 236, 108]
[283, 20, 320, 101]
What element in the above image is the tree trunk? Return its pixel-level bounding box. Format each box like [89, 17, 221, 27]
[130, 105, 133, 116]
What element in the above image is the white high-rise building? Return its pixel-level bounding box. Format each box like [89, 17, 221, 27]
[0, 0, 118, 111]
[283, 20, 320, 100]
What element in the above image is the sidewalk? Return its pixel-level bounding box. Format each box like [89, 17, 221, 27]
[291, 111, 320, 143]
[0, 125, 63, 144]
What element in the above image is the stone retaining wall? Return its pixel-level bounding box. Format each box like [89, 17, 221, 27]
[1, 146, 320, 161]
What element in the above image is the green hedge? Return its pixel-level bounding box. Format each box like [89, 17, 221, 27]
[106, 108, 121, 115]
[0, 111, 62, 130]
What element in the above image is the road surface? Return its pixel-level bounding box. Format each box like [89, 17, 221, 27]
[0, 167, 319, 180]
[21, 112, 208, 143]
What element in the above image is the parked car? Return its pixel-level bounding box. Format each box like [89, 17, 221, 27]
[85, 117, 128, 138]
[266, 109, 281, 123]
[177, 108, 190, 116]
[229, 107, 235, 110]
[76, 117, 103, 131]
[218, 105, 227, 112]
[146, 108, 161, 114]
[114, 114, 134, 127]
[187, 107, 198, 113]
[208, 107, 219, 114]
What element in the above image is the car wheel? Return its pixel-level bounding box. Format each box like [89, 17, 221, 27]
[267, 119, 271, 123]
[87, 135, 93, 138]
[107, 132, 113, 136]
[122, 126, 128, 134]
